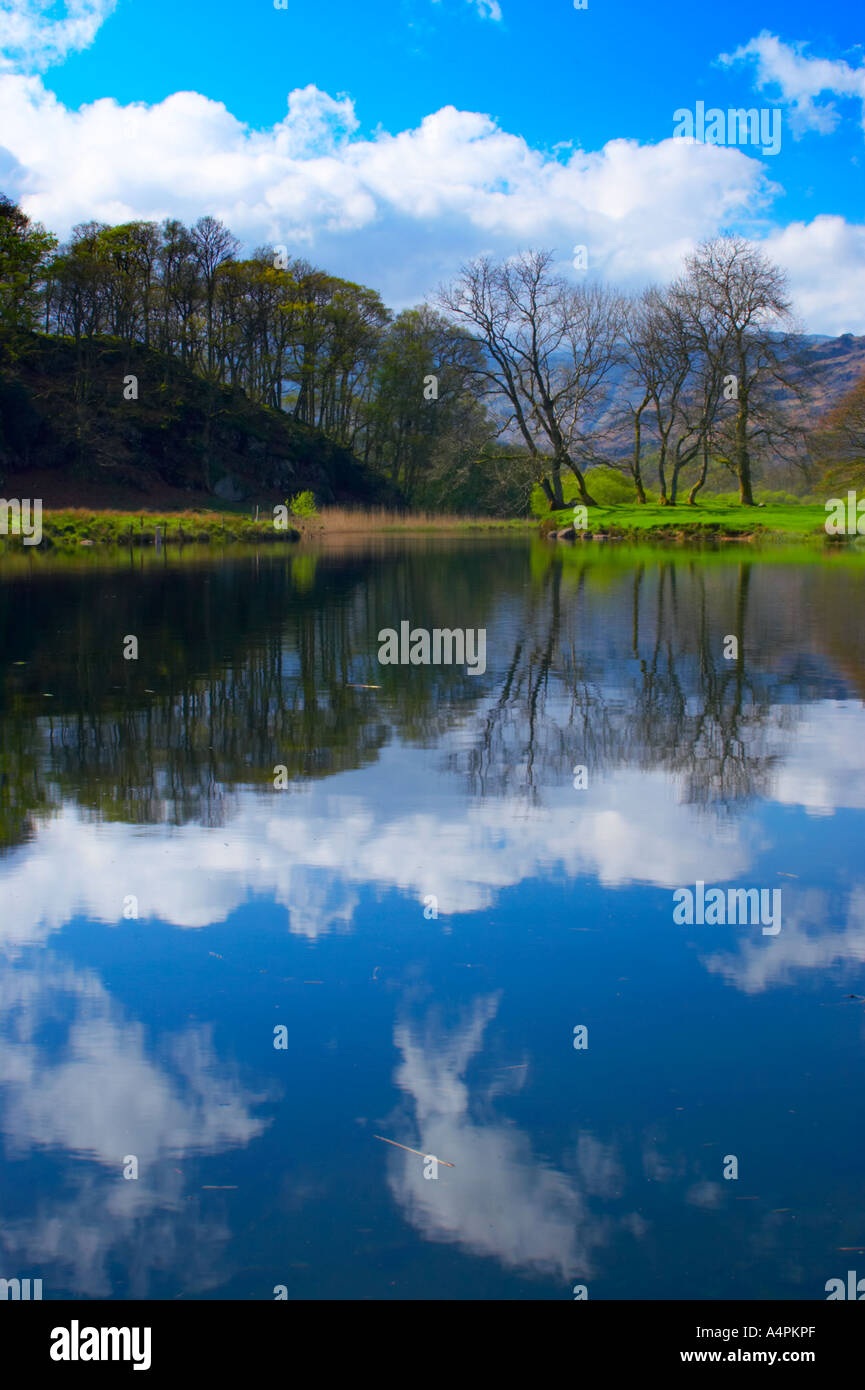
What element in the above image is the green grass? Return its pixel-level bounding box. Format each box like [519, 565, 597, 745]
[0, 497, 846, 555]
[542, 495, 835, 541]
[0, 504, 535, 555]
[0, 507, 300, 553]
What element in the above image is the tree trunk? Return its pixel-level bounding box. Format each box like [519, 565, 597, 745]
[688, 442, 709, 505]
[670, 460, 682, 505]
[632, 410, 647, 502]
[738, 445, 755, 505]
[566, 459, 597, 507]
[736, 376, 755, 505]
[656, 441, 670, 504]
[542, 465, 566, 509]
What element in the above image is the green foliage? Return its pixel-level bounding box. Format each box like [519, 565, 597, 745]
[290, 553, 318, 591]
[530, 483, 549, 518]
[582, 468, 639, 505]
[0, 508, 300, 553]
[531, 468, 655, 516]
[0, 194, 56, 356]
[365, 304, 492, 508]
[289, 490, 318, 517]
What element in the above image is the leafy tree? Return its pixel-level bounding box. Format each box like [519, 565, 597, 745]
[0, 194, 56, 355]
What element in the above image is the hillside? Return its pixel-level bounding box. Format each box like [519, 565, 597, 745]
[587, 332, 865, 455]
[799, 333, 865, 413]
[0, 335, 400, 511]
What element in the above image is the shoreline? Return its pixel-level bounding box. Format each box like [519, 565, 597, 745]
[0, 502, 855, 552]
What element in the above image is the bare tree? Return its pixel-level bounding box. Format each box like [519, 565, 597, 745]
[439, 251, 624, 508]
[680, 238, 797, 506]
[619, 295, 655, 503]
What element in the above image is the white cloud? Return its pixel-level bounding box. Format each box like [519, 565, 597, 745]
[769, 702, 865, 813]
[0, 17, 862, 329]
[0, 35, 860, 330]
[3, 693, 860, 1007]
[5, 695, 864, 961]
[720, 33, 865, 137]
[468, 0, 502, 19]
[761, 216, 865, 337]
[0, 0, 116, 73]
[0, 745, 754, 957]
[0, 954, 269, 1295]
[701, 885, 865, 994]
[383, 994, 629, 1277]
[0, 957, 271, 1165]
[0, 74, 789, 313]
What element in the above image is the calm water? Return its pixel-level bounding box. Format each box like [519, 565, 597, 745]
[1, 537, 864, 1300]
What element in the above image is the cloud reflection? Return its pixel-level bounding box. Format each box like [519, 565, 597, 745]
[381, 992, 641, 1280]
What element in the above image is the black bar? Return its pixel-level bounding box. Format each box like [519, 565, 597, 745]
[3, 1299, 858, 1375]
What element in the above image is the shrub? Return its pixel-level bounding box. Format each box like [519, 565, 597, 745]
[531, 469, 646, 515]
[582, 467, 637, 505]
[289, 490, 318, 517]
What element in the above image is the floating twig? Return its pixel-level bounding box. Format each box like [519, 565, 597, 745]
[373, 1135, 454, 1166]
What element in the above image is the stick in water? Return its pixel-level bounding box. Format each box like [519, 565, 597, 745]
[373, 1135, 454, 1166]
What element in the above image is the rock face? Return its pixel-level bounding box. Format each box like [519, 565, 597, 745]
[556, 526, 576, 540]
[213, 474, 248, 502]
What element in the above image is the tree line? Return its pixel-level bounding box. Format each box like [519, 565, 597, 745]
[0, 192, 850, 510]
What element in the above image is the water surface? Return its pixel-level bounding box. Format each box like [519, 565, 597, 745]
[1, 538, 863, 1299]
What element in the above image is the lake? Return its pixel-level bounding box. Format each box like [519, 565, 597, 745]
[1, 536, 864, 1300]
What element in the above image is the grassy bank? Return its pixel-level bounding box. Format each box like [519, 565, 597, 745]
[0, 498, 850, 554]
[0, 504, 536, 553]
[0, 507, 300, 552]
[541, 497, 839, 542]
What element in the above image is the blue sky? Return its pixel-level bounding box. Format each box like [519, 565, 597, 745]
[1, 0, 863, 330]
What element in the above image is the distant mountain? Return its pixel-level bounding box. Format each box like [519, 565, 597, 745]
[796, 334, 865, 414]
[585, 332, 865, 461]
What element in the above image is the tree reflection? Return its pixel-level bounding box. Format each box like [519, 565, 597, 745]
[1, 544, 862, 850]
